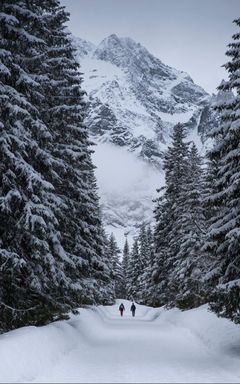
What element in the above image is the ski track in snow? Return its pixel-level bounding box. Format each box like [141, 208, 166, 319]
[1, 300, 240, 383]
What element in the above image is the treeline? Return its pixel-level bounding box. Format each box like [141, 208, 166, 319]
[0, 0, 116, 332]
[120, 18, 240, 324]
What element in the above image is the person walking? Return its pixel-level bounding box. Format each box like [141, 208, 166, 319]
[130, 302, 136, 317]
[119, 303, 125, 317]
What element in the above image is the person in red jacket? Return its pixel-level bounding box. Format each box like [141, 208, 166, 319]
[119, 303, 125, 317]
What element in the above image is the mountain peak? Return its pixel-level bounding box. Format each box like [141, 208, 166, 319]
[96, 34, 140, 53]
[71, 36, 95, 58]
[93, 34, 133, 68]
[98, 34, 137, 48]
[104, 33, 120, 42]
[93, 34, 161, 72]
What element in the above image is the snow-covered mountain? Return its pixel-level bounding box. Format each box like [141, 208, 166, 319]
[72, 35, 221, 245]
[74, 35, 213, 161]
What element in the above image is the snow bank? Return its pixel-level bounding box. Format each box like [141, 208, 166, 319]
[0, 321, 79, 383]
[158, 304, 240, 356]
[1, 301, 240, 383]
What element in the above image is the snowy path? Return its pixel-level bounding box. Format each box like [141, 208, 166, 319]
[1, 299, 240, 383]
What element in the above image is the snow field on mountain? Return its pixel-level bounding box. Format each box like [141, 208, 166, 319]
[81, 56, 158, 141]
[80, 44, 206, 144]
[1, 300, 240, 383]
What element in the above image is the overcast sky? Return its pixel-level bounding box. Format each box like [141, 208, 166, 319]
[60, 0, 239, 94]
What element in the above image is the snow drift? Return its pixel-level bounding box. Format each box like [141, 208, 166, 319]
[1, 300, 240, 383]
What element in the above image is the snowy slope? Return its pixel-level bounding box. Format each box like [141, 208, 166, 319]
[76, 34, 210, 157]
[72, 35, 223, 242]
[1, 300, 240, 383]
[75, 35, 209, 156]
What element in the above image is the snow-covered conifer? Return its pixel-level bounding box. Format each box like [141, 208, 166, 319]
[108, 233, 124, 298]
[0, 0, 114, 331]
[127, 238, 140, 301]
[152, 123, 189, 306]
[0, 0, 74, 330]
[122, 238, 130, 298]
[204, 19, 240, 323]
[174, 144, 206, 309]
[139, 225, 155, 304]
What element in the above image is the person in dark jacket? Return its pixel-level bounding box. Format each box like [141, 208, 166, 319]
[119, 303, 125, 317]
[130, 302, 136, 317]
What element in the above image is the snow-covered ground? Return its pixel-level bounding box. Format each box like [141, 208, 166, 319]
[1, 300, 240, 383]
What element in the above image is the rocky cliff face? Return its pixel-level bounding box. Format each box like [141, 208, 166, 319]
[72, 34, 223, 245]
[74, 35, 215, 160]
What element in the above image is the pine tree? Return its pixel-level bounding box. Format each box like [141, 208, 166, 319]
[127, 238, 140, 301]
[124, 226, 155, 304]
[137, 223, 148, 302]
[174, 144, 206, 309]
[140, 225, 155, 305]
[152, 123, 190, 307]
[108, 233, 124, 298]
[122, 238, 130, 298]
[151, 191, 171, 306]
[204, 18, 240, 324]
[98, 228, 116, 304]
[147, 226, 155, 268]
[35, 0, 110, 305]
[0, 0, 114, 331]
[138, 224, 149, 270]
[0, 0, 73, 330]
[38, 0, 115, 306]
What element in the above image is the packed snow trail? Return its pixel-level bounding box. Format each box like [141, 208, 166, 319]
[1, 300, 240, 383]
